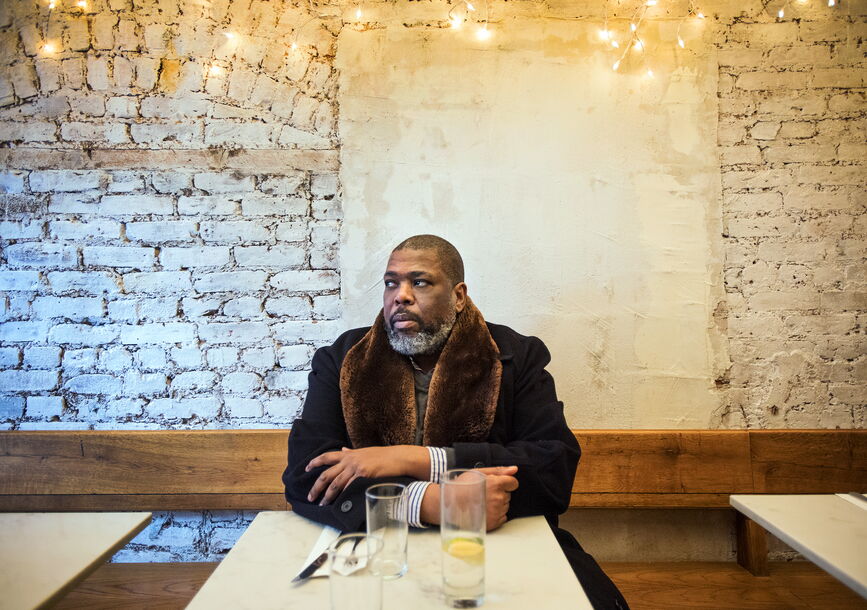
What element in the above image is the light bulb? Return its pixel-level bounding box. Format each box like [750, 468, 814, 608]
[678, 36, 685, 48]
[451, 16, 463, 29]
[599, 29, 610, 41]
[208, 65, 222, 76]
[646, 68, 654, 77]
[630, 22, 637, 31]
[42, 41, 57, 53]
[76, 0, 87, 8]
[48, 1, 56, 8]
[828, 0, 835, 5]
[476, 26, 491, 41]
[612, 60, 621, 71]
[611, 40, 620, 48]
[634, 39, 643, 51]
[696, 11, 705, 18]
[224, 32, 235, 39]
[291, 41, 298, 50]
[778, 8, 784, 17]
[466, 2, 476, 11]
[355, 7, 362, 19]
[646, 0, 657, 5]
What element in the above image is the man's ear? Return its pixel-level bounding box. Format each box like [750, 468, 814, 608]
[453, 282, 468, 313]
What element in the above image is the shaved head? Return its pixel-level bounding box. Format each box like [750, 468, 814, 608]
[392, 235, 464, 287]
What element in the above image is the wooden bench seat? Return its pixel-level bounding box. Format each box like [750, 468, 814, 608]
[2, 429, 865, 607]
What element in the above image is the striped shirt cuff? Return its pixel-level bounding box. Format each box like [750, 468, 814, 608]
[428, 446, 448, 483]
[405, 481, 431, 528]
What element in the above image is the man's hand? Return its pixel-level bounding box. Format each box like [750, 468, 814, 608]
[419, 466, 519, 531]
[478, 466, 519, 531]
[306, 445, 429, 506]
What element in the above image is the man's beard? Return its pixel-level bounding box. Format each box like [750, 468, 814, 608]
[384, 308, 457, 356]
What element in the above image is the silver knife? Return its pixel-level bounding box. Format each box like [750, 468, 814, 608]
[292, 550, 328, 584]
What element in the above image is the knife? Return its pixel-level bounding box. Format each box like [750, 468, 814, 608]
[292, 550, 329, 584]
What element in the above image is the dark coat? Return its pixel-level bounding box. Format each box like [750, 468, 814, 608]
[282, 321, 580, 532]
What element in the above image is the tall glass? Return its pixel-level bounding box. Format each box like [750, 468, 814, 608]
[440, 469, 486, 608]
[328, 533, 383, 610]
[365, 483, 408, 579]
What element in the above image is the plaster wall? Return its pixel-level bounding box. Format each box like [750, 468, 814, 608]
[338, 15, 725, 428]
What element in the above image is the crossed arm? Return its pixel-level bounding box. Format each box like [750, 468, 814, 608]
[305, 445, 519, 530]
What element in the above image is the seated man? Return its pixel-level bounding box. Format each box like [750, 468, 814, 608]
[283, 234, 628, 609]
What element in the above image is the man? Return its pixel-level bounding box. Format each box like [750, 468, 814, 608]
[283, 235, 628, 609]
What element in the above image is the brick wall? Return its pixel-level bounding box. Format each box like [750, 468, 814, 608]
[0, 0, 341, 560]
[714, 16, 866, 429]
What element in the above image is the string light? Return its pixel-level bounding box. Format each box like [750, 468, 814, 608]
[778, 7, 785, 17]
[208, 65, 223, 76]
[633, 38, 643, 51]
[630, 22, 637, 31]
[828, 0, 835, 4]
[224, 32, 236, 39]
[291, 41, 298, 50]
[476, 26, 491, 40]
[451, 15, 463, 29]
[466, 2, 476, 11]
[76, 0, 87, 8]
[611, 40, 620, 48]
[355, 7, 362, 19]
[42, 41, 57, 53]
[645, 0, 657, 5]
[48, 1, 55, 8]
[646, 68, 654, 78]
[599, 29, 610, 41]
[696, 11, 705, 18]
[678, 36, 685, 48]
[612, 60, 621, 71]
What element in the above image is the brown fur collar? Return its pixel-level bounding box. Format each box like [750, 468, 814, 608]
[339, 298, 502, 448]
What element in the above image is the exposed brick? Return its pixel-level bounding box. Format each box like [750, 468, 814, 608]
[198, 322, 270, 344]
[161, 247, 232, 269]
[120, 323, 196, 344]
[83, 246, 154, 268]
[0, 370, 58, 391]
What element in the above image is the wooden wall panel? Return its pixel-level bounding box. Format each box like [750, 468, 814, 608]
[0, 430, 289, 495]
[748, 430, 867, 493]
[571, 430, 754, 495]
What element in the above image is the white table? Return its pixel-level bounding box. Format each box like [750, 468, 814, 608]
[0, 512, 151, 610]
[188, 512, 592, 608]
[730, 494, 867, 598]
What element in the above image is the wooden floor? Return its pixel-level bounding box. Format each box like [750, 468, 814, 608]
[604, 563, 867, 610]
[55, 562, 866, 609]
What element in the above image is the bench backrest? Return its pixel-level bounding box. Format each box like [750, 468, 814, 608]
[1, 429, 864, 511]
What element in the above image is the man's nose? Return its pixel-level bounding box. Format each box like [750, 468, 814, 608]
[395, 282, 414, 304]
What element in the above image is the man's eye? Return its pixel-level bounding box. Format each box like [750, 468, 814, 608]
[384, 280, 396, 288]
[413, 280, 429, 287]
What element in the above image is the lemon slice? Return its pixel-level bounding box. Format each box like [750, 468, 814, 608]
[445, 538, 484, 564]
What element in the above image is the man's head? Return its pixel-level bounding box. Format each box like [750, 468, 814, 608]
[382, 235, 468, 357]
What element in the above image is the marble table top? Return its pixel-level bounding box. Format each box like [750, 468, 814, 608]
[188, 511, 592, 609]
[0, 512, 152, 610]
[730, 494, 867, 598]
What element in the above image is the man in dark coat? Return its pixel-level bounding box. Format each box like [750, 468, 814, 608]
[283, 234, 628, 609]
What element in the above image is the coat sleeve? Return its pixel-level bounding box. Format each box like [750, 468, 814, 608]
[282, 342, 416, 532]
[451, 335, 580, 519]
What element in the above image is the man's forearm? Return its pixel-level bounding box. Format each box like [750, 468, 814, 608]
[419, 483, 441, 525]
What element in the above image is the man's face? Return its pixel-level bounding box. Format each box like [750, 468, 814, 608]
[382, 248, 466, 356]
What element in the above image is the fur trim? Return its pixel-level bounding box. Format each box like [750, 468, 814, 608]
[339, 298, 501, 448]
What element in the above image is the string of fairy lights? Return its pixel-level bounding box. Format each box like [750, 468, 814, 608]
[36, 0, 846, 79]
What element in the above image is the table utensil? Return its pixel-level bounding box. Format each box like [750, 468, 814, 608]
[329, 533, 384, 610]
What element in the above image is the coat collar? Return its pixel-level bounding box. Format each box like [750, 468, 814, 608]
[339, 298, 502, 448]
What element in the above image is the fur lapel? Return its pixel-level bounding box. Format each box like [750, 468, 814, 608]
[339, 298, 502, 448]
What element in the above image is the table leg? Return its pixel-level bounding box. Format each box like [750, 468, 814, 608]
[736, 512, 768, 576]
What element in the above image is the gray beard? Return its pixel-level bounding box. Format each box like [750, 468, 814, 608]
[384, 310, 456, 356]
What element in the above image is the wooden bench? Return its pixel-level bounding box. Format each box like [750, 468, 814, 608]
[2, 429, 865, 607]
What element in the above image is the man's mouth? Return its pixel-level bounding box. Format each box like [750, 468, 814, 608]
[391, 311, 421, 331]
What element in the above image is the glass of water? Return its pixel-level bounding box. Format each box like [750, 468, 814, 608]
[440, 469, 486, 608]
[365, 483, 408, 579]
[328, 533, 384, 610]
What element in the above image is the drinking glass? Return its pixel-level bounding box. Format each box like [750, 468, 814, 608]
[440, 469, 486, 608]
[365, 483, 408, 579]
[328, 533, 383, 610]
